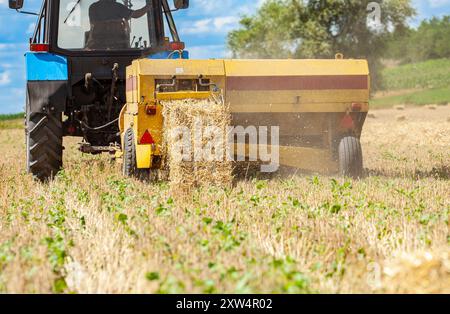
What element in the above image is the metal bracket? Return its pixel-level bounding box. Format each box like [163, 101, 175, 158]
[198, 75, 219, 92]
[156, 75, 177, 92]
[79, 142, 120, 155]
[16, 9, 39, 16]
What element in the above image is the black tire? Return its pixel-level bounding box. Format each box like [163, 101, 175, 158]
[338, 136, 363, 179]
[26, 112, 63, 181]
[122, 128, 149, 180]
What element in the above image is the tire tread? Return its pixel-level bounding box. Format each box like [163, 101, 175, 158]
[339, 136, 363, 179]
[27, 112, 63, 181]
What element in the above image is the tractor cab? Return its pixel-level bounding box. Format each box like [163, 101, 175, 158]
[9, 0, 189, 180]
[10, 0, 188, 55]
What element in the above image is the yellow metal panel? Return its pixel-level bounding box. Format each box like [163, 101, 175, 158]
[156, 91, 213, 101]
[135, 59, 226, 76]
[135, 103, 163, 169]
[122, 105, 136, 135]
[227, 89, 369, 105]
[136, 144, 152, 168]
[139, 75, 155, 105]
[230, 102, 369, 113]
[121, 100, 163, 169]
[224, 59, 369, 76]
[227, 89, 369, 113]
[126, 64, 137, 103]
[126, 91, 133, 104]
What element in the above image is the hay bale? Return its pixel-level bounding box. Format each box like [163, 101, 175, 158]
[396, 115, 407, 121]
[162, 97, 232, 192]
[394, 105, 405, 111]
[382, 250, 450, 294]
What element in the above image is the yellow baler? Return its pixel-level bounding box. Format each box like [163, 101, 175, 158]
[120, 57, 369, 178]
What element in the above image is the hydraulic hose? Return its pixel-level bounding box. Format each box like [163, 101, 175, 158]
[77, 118, 119, 131]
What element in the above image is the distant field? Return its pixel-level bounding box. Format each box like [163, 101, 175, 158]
[382, 59, 450, 91]
[371, 88, 450, 108]
[372, 59, 450, 108]
[0, 113, 23, 121]
[0, 113, 23, 130]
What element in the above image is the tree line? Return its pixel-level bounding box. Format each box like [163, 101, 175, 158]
[386, 16, 450, 64]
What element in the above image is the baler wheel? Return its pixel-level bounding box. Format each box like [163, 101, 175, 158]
[338, 136, 363, 179]
[26, 112, 63, 182]
[122, 128, 149, 181]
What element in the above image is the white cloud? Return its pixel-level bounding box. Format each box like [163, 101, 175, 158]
[192, 0, 234, 14]
[0, 43, 19, 51]
[182, 18, 212, 34]
[191, 0, 264, 16]
[0, 63, 13, 68]
[0, 71, 11, 86]
[181, 16, 240, 35]
[0, 44, 10, 50]
[187, 44, 228, 59]
[213, 16, 240, 31]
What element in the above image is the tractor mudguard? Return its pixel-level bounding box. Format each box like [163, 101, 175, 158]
[26, 53, 69, 113]
[26, 81, 68, 113]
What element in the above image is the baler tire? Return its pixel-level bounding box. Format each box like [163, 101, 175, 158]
[26, 112, 63, 182]
[338, 136, 363, 179]
[122, 128, 149, 181]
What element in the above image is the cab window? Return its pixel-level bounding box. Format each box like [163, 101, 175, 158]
[58, 0, 152, 50]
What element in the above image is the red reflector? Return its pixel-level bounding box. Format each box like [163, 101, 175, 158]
[351, 103, 363, 112]
[67, 125, 76, 135]
[30, 43, 49, 52]
[341, 115, 355, 129]
[140, 130, 155, 145]
[168, 42, 185, 51]
[146, 105, 157, 115]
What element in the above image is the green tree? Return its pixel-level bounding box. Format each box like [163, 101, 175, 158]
[387, 16, 450, 63]
[228, 0, 415, 90]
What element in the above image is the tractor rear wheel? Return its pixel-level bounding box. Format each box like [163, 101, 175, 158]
[26, 111, 63, 181]
[122, 128, 149, 180]
[338, 136, 363, 179]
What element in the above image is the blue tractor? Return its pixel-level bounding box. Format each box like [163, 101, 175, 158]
[8, 0, 189, 181]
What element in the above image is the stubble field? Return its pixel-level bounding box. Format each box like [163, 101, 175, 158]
[0, 105, 449, 293]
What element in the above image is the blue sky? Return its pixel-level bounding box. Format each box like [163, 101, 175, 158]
[0, 0, 449, 114]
